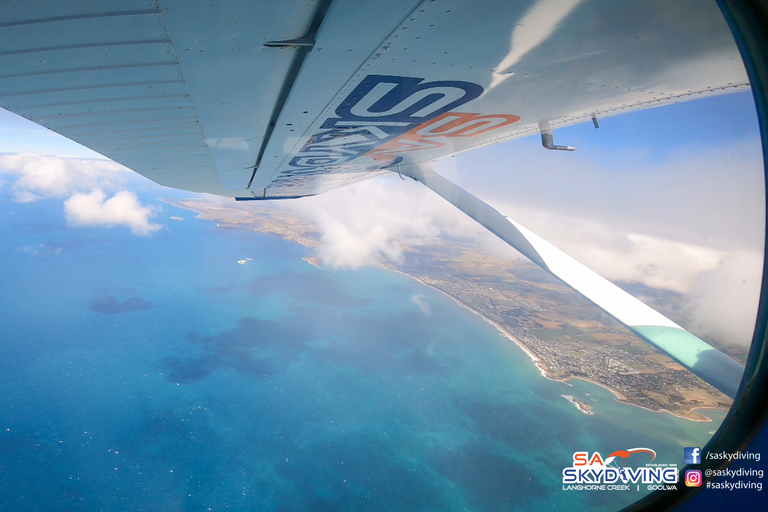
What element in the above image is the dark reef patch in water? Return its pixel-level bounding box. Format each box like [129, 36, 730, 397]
[159, 317, 311, 383]
[90, 295, 155, 314]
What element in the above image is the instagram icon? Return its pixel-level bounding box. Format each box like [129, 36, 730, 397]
[685, 470, 703, 487]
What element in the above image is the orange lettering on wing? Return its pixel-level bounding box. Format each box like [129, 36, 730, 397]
[366, 112, 520, 161]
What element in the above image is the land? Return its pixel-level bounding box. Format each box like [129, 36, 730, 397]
[167, 198, 733, 421]
[562, 395, 594, 415]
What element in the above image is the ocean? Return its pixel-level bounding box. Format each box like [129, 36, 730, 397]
[0, 189, 725, 511]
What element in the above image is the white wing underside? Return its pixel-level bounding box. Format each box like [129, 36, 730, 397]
[0, 0, 748, 199]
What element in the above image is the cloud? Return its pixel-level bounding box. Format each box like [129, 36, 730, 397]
[64, 189, 161, 235]
[411, 294, 432, 317]
[687, 250, 763, 348]
[0, 152, 127, 202]
[493, 212, 727, 294]
[1, 151, 163, 235]
[286, 177, 457, 268]
[19, 243, 64, 256]
[456, 137, 765, 255]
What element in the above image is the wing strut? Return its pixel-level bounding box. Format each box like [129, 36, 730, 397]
[403, 165, 744, 398]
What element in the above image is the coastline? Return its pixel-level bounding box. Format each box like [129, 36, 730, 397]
[302, 257, 320, 268]
[566, 376, 722, 423]
[690, 406, 729, 421]
[379, 264, 724, 424]
[691, 406, 728, 414]
[381, 264, 544, 367]
[161, 198, 204, 220]
[567, 376, 627, 401]
[562, 394, 594, 415]
[168, 199, 727, 425]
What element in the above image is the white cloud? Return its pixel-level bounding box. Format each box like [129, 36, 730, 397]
[456, 137, 765, 254]
[64, 189, 161, 236]
[488, 210, 727, 294]
[19, 243, 63, 256]
[687, 250, 763, 348]
[411, 294, 432, 317]
[0, 152, 127, 202]
[287, 177, 449, 268]
[13, 190, 42, 203]
[0, 152, 163, 236]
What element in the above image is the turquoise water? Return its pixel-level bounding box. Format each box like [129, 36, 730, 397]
[0, 191, 724, 511]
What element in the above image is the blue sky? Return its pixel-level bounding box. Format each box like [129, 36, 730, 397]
[552, 90, 760, 152]
[453, 91, 763, 243]
[0, 107, 103, 158]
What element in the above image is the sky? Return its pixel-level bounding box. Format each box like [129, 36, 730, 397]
[0, 90, 764, 351]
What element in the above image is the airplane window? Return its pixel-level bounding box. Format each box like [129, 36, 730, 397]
[0, 98, 761, 511]
[0, 1, 765, 511]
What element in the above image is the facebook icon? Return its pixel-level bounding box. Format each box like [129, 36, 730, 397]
[684, 447, 701, 465]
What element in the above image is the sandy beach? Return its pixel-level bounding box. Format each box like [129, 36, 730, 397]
[380, 264, 728, 423]
[381, 264, 545, 368]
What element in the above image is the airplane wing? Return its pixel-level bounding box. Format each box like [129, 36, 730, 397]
[0, 0, 748, 198]
[0, 0, 750, 395]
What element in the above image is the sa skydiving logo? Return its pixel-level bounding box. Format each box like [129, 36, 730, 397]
[275, 74, 520, 184]
[562, 448, 678, 490]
